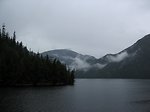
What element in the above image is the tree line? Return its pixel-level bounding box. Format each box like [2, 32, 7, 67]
[0, 25, 74, 86]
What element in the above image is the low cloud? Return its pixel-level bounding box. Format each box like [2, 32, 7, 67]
[70, 56, 106, 71]
[106, 51, 129, 62]
[93, 63, 106, 69]
[70, 57, 91, 71]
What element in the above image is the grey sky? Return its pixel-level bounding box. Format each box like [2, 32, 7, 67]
[0, 0, 150, 58]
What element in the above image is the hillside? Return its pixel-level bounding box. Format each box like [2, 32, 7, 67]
[77, 34, 150, 78]
[0, 25, 74, 86]
[42, 49, 97, 71]
[43, 34, 150, 78]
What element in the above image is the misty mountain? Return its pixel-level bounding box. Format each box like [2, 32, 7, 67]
[42, 34, 150, 78]
[42, 49, 98, 71]
[79, 34, 150, 78]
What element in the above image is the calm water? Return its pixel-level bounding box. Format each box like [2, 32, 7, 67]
[1, 79, 150, 112]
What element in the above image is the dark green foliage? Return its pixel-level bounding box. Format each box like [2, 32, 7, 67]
[0, 25, 74, 86]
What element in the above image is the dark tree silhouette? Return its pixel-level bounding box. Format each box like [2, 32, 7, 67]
[0, 25, 74, 86]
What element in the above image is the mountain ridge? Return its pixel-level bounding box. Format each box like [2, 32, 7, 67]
[41, 34, 150, 78]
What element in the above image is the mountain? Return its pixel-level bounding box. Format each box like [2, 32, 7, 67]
[42, 34, 150, 78]
[78, 34, 150, 78]
[41, 48, 132, 78]
[42, 49, 98, 71]
[96, 34, 150, 78]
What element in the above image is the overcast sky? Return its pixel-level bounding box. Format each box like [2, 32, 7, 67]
[0, 0, 150, 58]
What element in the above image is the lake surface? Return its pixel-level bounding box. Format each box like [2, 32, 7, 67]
[0, 79, 150, 112]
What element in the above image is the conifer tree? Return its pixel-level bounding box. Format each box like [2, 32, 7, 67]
[13, 31, 16, 42]
[2, 24, 5, 37]
[0, 25, 75, 86]
[0, 29, 1, 38]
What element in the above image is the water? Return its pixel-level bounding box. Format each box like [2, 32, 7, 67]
[0, 79, 150, 112]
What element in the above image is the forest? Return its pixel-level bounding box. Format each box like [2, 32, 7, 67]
[0, 25, 74, 86]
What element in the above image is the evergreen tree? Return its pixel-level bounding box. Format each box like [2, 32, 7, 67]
[0, 29, 1, 38]
[13, 31, 16, 43]
[2, 24, 5, 37]
[0, 25, 75, 86]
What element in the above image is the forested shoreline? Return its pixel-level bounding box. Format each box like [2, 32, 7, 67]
[0, 25, 74, 86]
